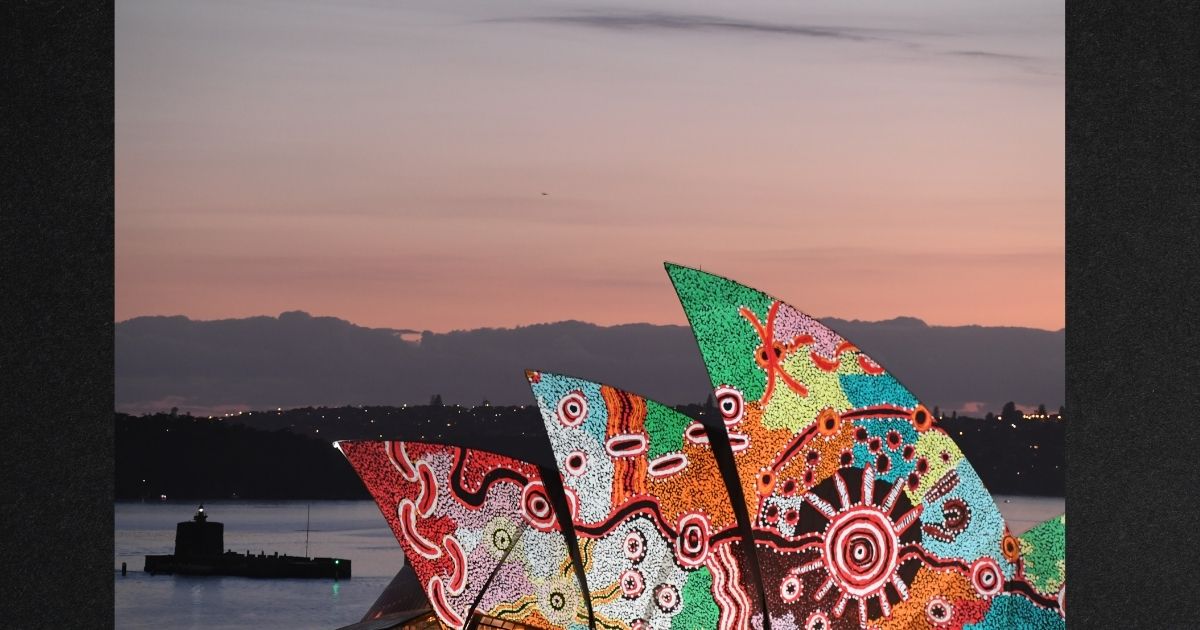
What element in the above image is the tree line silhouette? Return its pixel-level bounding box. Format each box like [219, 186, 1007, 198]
[115, 402, 1063, 501]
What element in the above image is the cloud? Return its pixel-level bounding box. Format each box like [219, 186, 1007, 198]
[941, 49, 1061, 77]
[958, 401, 990, 414]
[486, 10, 1057, 77]
[486, 11, 904, 42]
[944, 50, 1038, 62]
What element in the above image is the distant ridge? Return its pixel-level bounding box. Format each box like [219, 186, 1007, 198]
[116, 312, 1063, 416]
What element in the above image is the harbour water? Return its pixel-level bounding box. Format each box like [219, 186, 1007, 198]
[115, 496, 1064, 629]
[115, 501, 405, 629]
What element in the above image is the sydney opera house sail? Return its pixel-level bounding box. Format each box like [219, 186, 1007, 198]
[336, 264, 1065, 630]
[337, 440, 589, 629]
[526, 371, 767, 629]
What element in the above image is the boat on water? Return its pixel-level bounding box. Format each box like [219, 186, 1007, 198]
[143, 505, 351, 579]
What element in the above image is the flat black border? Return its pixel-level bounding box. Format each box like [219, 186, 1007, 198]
[1066, 1, 1200, 624]
[0, 1, 115, 628]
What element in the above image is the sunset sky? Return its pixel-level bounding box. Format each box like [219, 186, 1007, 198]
[116, 0, 1063, 332]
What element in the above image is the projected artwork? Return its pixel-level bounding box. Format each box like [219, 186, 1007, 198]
[1018, 514, 1066, 607]
[526, 371, 761, 630]
[665, 263, 1066, 629]
[337, 440, 588, 629]
[336, 263, 1064, 630]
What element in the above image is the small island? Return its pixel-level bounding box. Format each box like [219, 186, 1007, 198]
[144, 505, 351, 580]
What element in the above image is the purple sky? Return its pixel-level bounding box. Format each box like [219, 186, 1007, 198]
[117, 0, 1063, 332]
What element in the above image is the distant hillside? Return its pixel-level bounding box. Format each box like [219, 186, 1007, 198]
[116, 312, 1063, 415]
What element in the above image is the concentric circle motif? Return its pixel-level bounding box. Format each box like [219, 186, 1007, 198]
[714, 385, 744, 426]
[757, 469, 776, 496]
[756, 341, 787, 369]
[520, 481, 557, 531]
[674, 512, 711, 568]
[540, 578, 576, 626]
[631, 619, 650, 630]
[482, 517, 521, 560]
[816, 407, 841, 437]
[564, 449, 588, 477]
[557, 390, 588, 427]
[780, 575, 803, 603]
[804, 610, 831, 630]
[925, 596, 954, 626]
[624, 529, 648, 564]
[970, 556, 1004, 598]
[492, 526, 513, 552]
[653, 583, 681, 614]
[620, 568, 645, 599]
[911, 404, 935, 431]
[822, 507, 900, 597]
[1001, 532, 1021, 563]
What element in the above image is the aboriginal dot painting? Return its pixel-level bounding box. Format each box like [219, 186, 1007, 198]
[664, 263, 1066, 629]
[526, 371, 763, 630]
[1018, 515, 1065, 608]
[336, 440, 589, 630]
